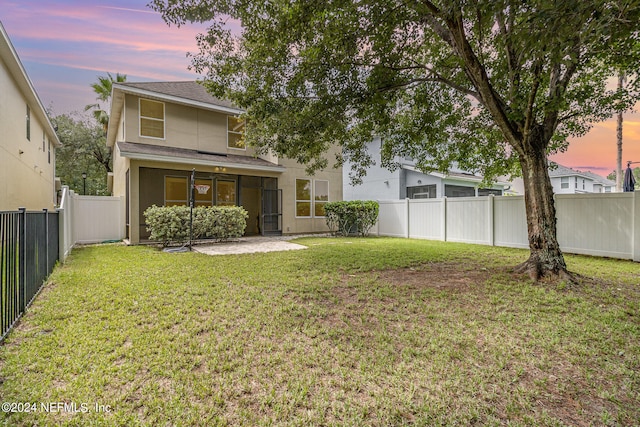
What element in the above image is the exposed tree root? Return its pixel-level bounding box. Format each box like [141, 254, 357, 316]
[514, 258, 579, 287]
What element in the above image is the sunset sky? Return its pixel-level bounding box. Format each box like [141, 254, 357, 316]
[2, 1, 639, 178]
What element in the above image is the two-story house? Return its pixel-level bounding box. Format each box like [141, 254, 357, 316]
[106, 81, 342, 244]
[343, 137, 510, 201]
[0, 21, 60, 210]
[548, 162, 616, 194]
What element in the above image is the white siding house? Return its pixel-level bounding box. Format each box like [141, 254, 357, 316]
[549, 163, 616, 194]
[344, 137, 510, 201]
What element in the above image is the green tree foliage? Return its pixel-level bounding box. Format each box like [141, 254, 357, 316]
[150, 0, 640, 279]
[84, 72, 126, 133]
[53, 113, 110, 195]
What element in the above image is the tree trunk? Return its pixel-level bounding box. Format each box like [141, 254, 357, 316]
[616, 73, 625, 192]
[516, 139, 569, 281]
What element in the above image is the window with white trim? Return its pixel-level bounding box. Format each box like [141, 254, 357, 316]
[227, 116, 246, 149]
[296, 178, 329, 217]
[296, 179, 312, 217]
[140, 99, 165, 139]
[314, 180, 329, 217]
[26, 105, 31, 141]
[561, 177, 569, 189]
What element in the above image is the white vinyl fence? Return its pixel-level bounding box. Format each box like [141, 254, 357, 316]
[376, 192, 640, 261]
[58, 186, 125, 261]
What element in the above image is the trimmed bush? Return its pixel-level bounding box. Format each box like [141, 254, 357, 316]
[144, 205, 248, 247]
[324, 200, 379, 237]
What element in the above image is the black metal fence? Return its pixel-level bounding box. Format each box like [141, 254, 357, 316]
[1, 208, 59, 343]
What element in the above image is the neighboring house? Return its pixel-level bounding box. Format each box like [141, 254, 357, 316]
[548, 162, 616, 194]
[579, 170, 616, 193]
[0, 21, 60, 210]
[106, 81, 342, 244]
[343, 137, 510, 201]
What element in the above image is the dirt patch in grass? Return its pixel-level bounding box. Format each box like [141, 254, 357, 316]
[374, 262, 500, 289]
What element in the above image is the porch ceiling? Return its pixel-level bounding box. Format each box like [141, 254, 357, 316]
[117, 141, 286, 173]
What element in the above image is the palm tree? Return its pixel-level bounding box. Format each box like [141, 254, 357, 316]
[84, 72, 127, 133]
[615, 72, 626, 192]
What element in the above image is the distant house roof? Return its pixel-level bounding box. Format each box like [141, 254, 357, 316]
[401, 164, 510, 188]
[0, 21, 60, 147]
[117, 141, 285, 173]
[548, 162, 593, 180]
[580, 170, 616, 187]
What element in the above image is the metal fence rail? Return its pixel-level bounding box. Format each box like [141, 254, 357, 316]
[1, 209, 59, 343]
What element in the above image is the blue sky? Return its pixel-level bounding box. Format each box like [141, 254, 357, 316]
[2, 0, 207, 114]
[2, 0, 639, 176]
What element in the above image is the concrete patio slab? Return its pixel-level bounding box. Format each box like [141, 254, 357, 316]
[193, 240, 307, 255]
[192, 234, 328, 256]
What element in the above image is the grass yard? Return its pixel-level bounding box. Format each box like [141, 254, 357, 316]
[0, 237, 638, 426]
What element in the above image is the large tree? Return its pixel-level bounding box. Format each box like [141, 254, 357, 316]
[54, 113, 110, 195]
[151, 0, 640, 280]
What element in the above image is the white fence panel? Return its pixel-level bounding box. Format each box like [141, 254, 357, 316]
[556, 193, 634, 259]
[494, 196, 528, 248]
[377, 200, 407, 237]
[445, 197, 490, 244]
[376, 192, 640, 261]
[57, 186, 74, 261]
[72, 194, 125, 244]
[409, 199, 443, 240]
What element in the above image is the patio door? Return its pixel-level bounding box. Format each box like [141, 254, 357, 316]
[261, 188, 282, 235]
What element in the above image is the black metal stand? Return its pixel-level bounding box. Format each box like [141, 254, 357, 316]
[189, 168, 195, 250]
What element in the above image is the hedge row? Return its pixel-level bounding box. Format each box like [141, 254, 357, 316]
[144, 205, 248, 247]
[324, 200, 379, 237]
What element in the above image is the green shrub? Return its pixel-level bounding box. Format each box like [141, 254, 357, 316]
[144, 205, 248, 247]
[324, 200, 379, 237]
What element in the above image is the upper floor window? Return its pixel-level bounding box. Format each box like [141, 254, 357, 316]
[139, 99, 164, 139]
[574, 177, 578, 188]
[560, 177, 569, 189]
[227, 116, 245, 149]
[42, 131, 46, 152]
[48, 142, 51, 164]
[26, 105, 31, 140]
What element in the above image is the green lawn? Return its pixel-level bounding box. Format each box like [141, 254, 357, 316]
[0, 238, 638, 426]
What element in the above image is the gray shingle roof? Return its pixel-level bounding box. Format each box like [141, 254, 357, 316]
[117, 141, 285, 172]
[579, 170, 616, 186]
[119, 81, 239, 111]
[548, 162, 591, 179]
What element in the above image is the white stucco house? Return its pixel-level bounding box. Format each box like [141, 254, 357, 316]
[343, 137, 511, 201]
